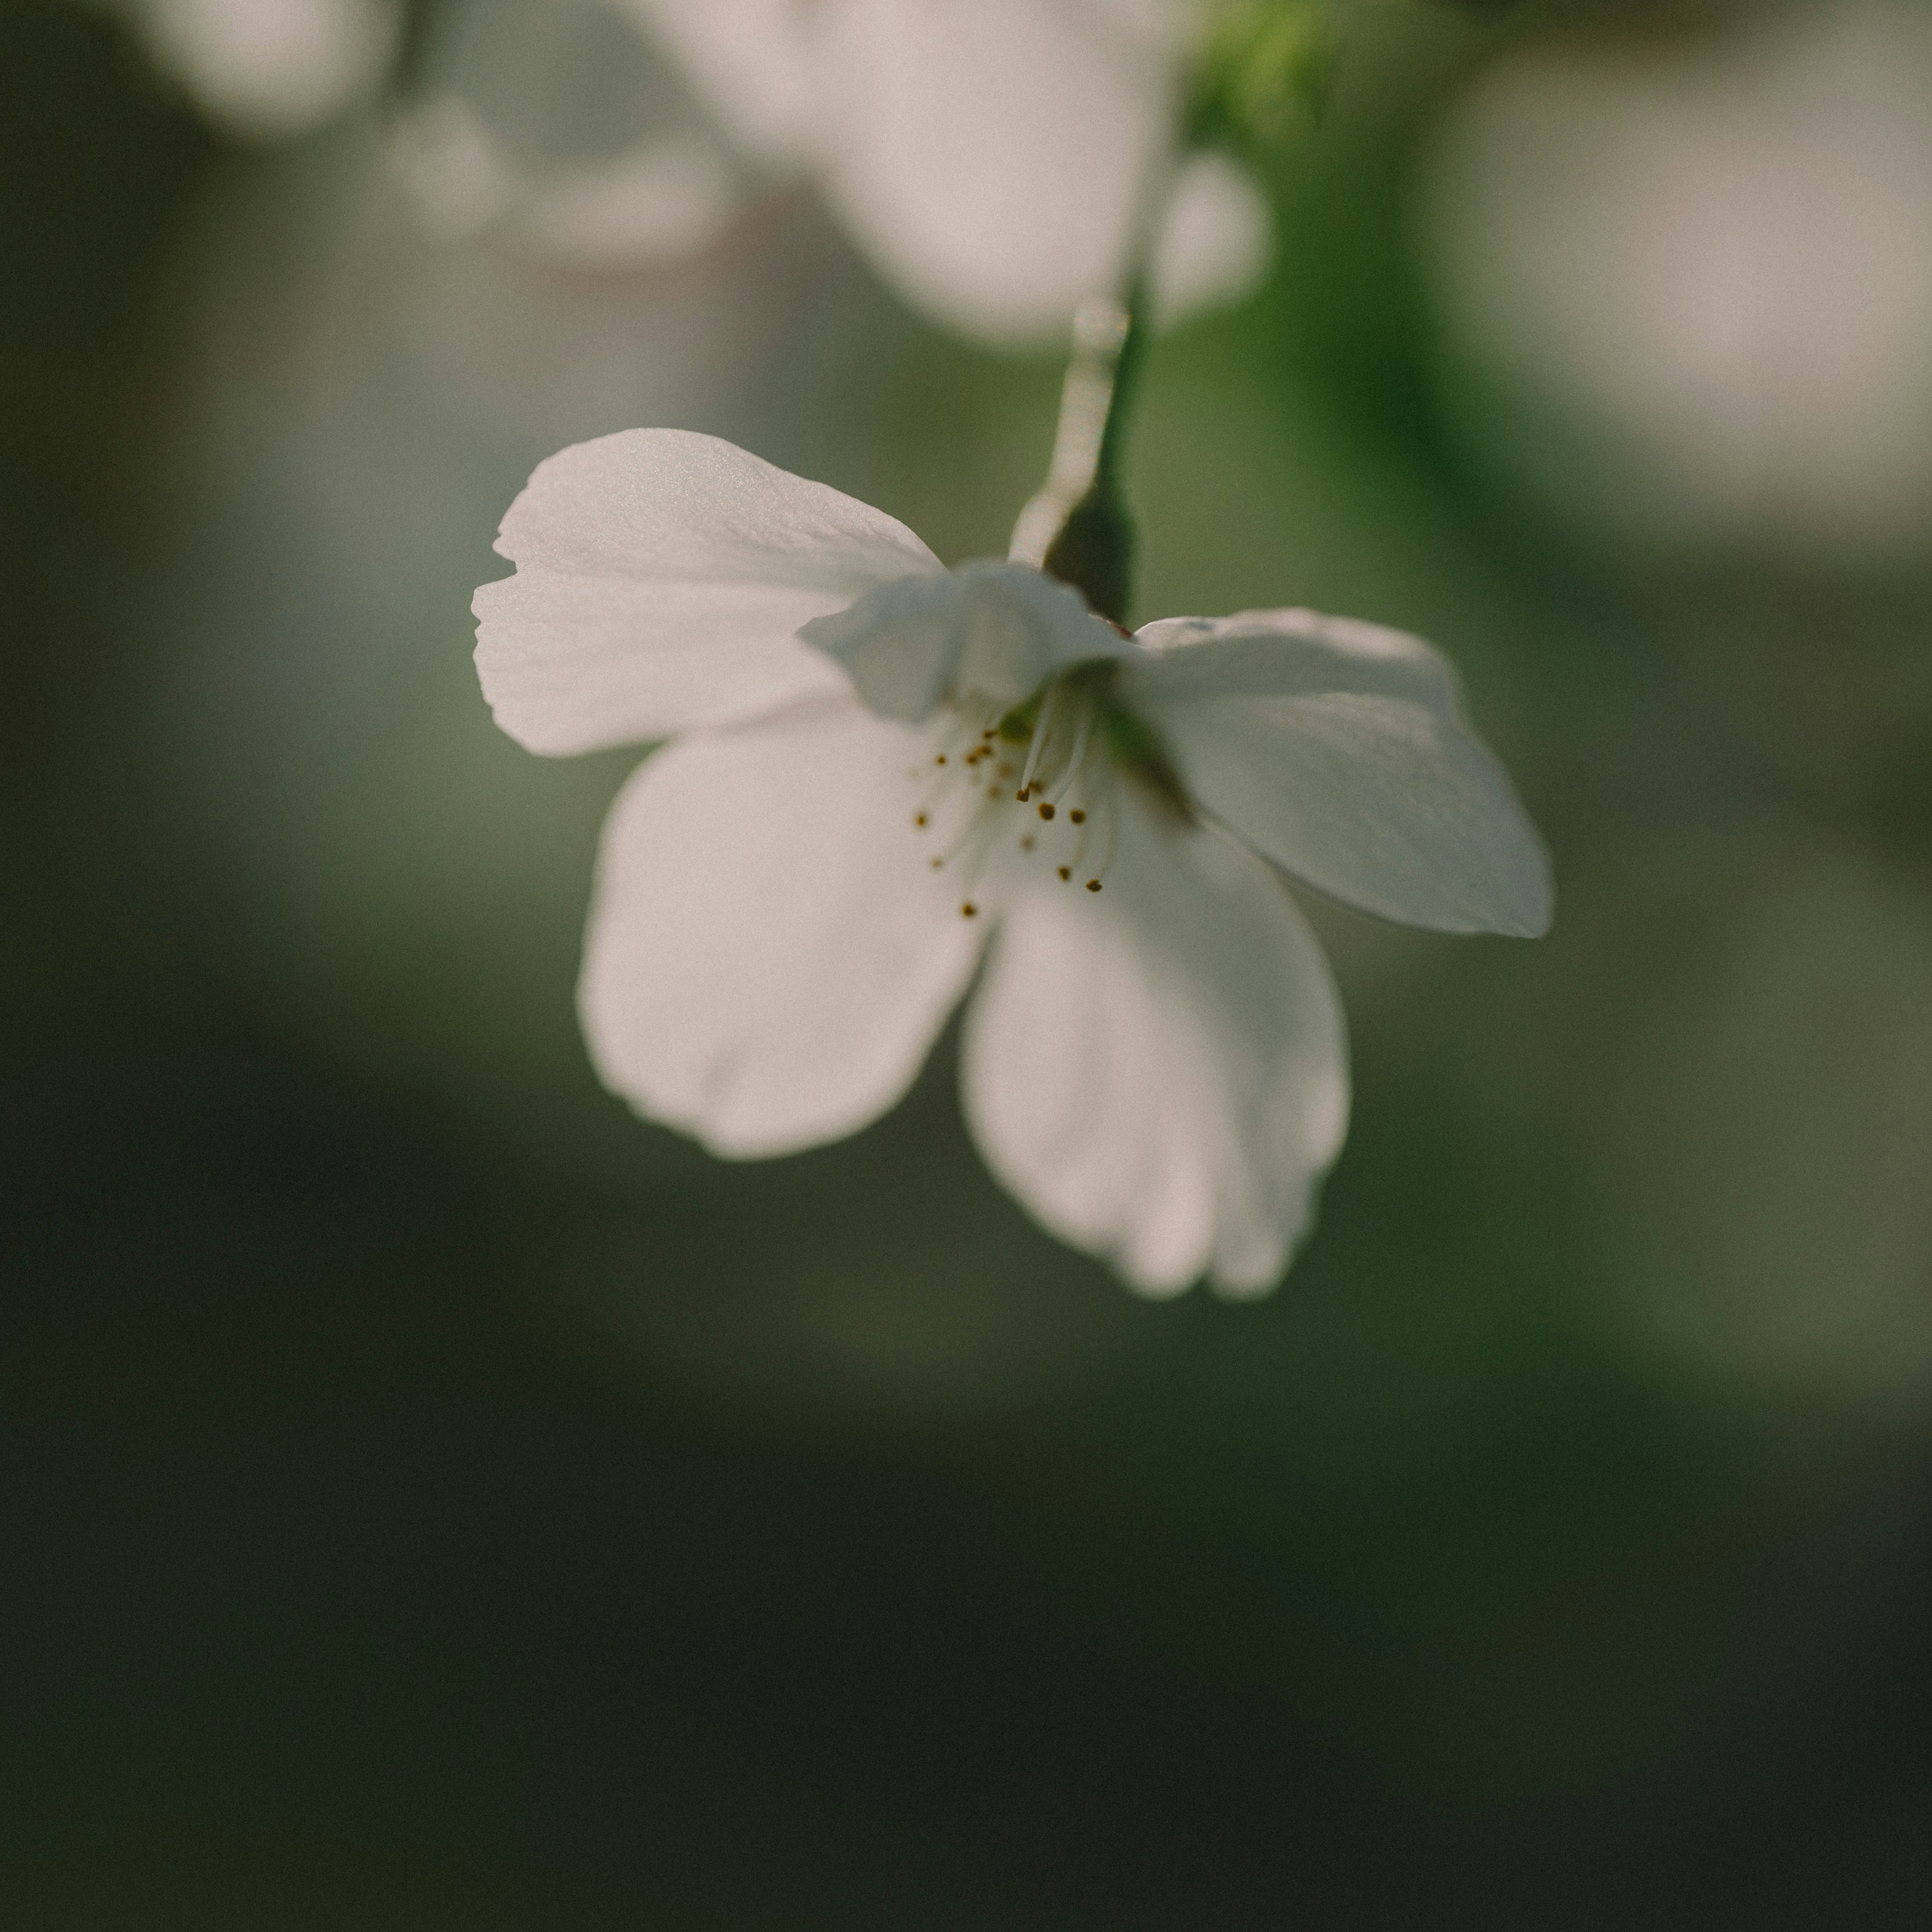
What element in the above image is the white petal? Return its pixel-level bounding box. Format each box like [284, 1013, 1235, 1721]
[808, 0, 1177, 344]
[617, 0, 818, 164]
[138, 0, 396, 137]
[800, 560, 1128, 721]
[1150, 150, 1274, 328]
[514, 138, 748, 267]
[474, 429, 941, 755]
[580, 696, 985, 1157]
[962, 797, 1349, 1296]
[1130, 609, 1553, 937]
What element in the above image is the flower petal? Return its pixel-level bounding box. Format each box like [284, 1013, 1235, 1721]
[139, 0, 396, 138]
[617, 0, 818, 164]
[474, 429, 942, 756]
[1150, 149, 1274, 329]
[800, 560, 1128, 721]
[1130, 610, 1553, 937]
[808, 0, 1176, 343]
[961, 797, 1349, 1296]
[580, 696, 985, 1157]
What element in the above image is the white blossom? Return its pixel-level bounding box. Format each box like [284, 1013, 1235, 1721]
[117, 0, 398, 137]
[388, 0, 751, 267]
[473, 430, 1550, 1295]
[620, 0, 1272, 341]
[1423, 1, 1932, 562]
[118, 0, 1269, 335]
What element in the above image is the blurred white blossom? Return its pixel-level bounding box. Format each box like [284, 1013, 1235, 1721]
[117, 0, 399, 136]
[622, 0, 1273, 340]
[116, 0, 1271, 335]
[1423, 2, 1932, 563]
[388, 0, 751, 267]
[473, 430, 1550, 1293]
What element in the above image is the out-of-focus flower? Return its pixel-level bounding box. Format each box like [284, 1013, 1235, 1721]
[621, 0, 1273, 341]
[473, 430, 1551, 1293]
[115, 0, 1274, 333]
[389, 0, 751, 267]
[115, 0, 399, 136]
[1423, 2, 1932, 563]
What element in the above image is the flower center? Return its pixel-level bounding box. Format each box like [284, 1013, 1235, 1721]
[905, 661, 1190, 918]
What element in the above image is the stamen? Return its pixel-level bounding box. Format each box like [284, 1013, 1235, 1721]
[1015, 680, 1060, 801]
[1048, 700, 1094, 806]
[1083, 765, 1120, 890]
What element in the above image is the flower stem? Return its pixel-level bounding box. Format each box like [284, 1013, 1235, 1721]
[1009, 280, 1153, 627]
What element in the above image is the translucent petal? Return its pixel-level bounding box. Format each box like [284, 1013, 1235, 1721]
[138, 0, 396, 138]
[617, 0, 818, 163]
[962, 798, 1349, 1296]
[809, 0, 1175, 343]
[1130, 609, 1554, 937]
[474, 429, 940, 755]
[800, 560, 1128, 721]
[579, 697, 985, 1158]
[1150, 150, 1274, 330]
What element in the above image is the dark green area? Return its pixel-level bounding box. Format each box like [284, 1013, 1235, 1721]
[4, 1, 1930, 1926]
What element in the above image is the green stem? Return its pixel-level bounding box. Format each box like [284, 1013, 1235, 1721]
[1013, 276, 1153, 628]
[1087, 276, 1150, 507]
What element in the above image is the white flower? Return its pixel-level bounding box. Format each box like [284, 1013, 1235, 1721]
[473, 430, 1551, 1294]
[389, 0, 752, 268]
[620, 0, 1272, 342]
[1423, 2, 1932, 562]
[118, 0, 398, 137]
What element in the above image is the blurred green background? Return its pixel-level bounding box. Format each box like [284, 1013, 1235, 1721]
[6, 0, 1931, 1923]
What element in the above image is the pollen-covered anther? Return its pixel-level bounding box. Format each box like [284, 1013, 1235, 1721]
[913, 812, 928, 828]
[1069, 809, 1086, 825]
[961, 902, 978, 918]
[1085, 879, 1102, 893]
[1058, 866, 1071, 881]
[1037, 802, 1055, 821]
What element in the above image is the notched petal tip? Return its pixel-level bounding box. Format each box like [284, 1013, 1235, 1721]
[962, 796, 1348, 1299]
[473, 429, 943, 754]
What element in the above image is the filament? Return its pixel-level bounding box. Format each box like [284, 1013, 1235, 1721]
[1015, 681, 1060, 800]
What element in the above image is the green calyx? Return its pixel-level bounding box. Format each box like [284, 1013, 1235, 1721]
[1041, 492, 1135, 629]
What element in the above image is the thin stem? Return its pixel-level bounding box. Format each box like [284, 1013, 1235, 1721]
[1088, 276, 1150, 505]
[1010, 144, 1169, 626]
[1007, 297, 1137, 571]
